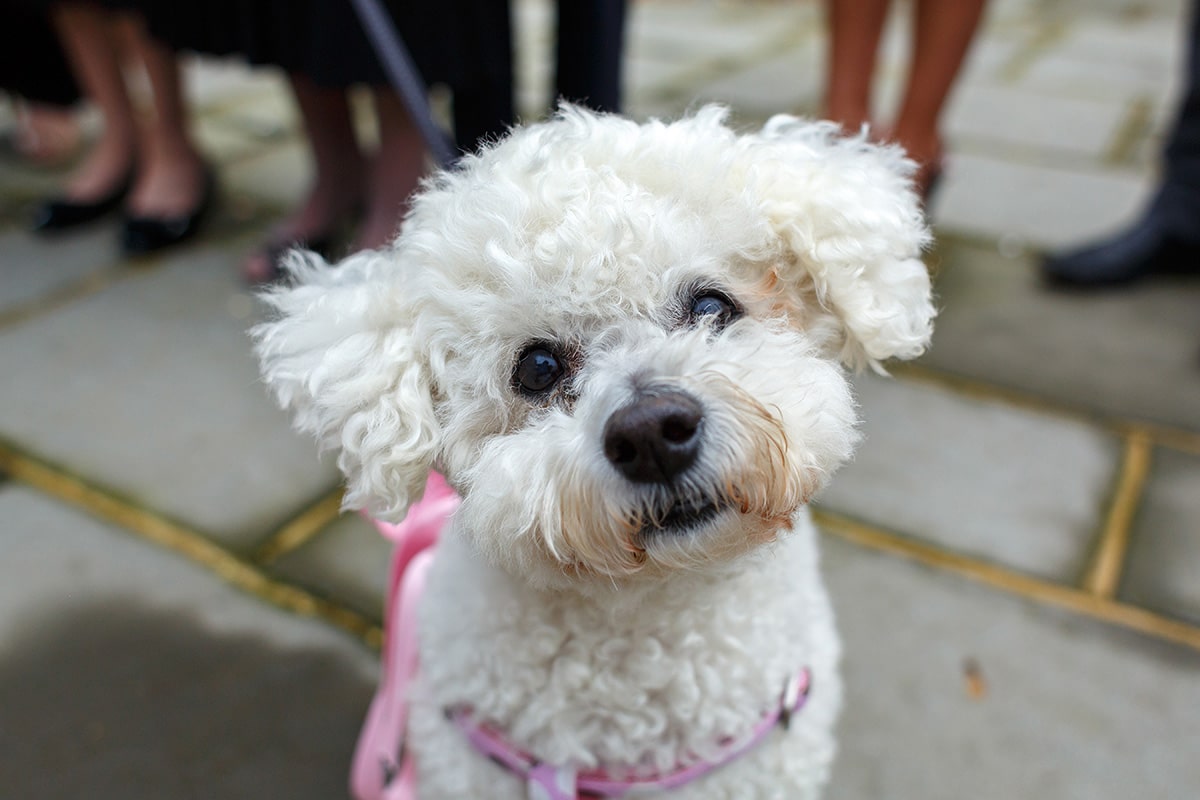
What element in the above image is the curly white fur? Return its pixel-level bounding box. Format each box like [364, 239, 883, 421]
[254, 105, 934, 798]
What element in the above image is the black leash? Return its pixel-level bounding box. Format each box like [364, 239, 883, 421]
[348, 0, 458, 169]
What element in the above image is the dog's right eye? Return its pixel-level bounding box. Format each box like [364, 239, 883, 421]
[514, 346, 565, 394]
[686, 290, 740, 331]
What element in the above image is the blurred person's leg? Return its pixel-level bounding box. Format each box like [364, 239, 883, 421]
[115, 14, 208, 220]
[45, 2, 136, 205]
[243, 75, 366, 283]
[889, 0, 987, 197]
[357, 87, 427, 250]
[555, 0, 626, 112]
[1042, 0, 1200, 287]
[823, 0, 890, 133]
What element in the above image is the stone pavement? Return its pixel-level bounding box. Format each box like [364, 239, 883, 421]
[2, 1, 1198, 798]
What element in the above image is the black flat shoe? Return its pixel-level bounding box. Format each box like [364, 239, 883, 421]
[31, 172, 133, 233]
[120, 169, 216, 256]
[1041, 215, 1200, 289]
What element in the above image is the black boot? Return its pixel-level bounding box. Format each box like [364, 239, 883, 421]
[1041, 193, 1200, 288]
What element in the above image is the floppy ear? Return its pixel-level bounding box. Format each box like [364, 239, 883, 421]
[750, 115, 936, 371]
[252, 249, 438, 521]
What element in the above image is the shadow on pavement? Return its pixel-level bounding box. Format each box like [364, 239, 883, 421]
[0, 598, 374, 800]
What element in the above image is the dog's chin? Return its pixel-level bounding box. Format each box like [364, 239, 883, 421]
[640, 495, 729, 538]
[627, 486, 804, 576]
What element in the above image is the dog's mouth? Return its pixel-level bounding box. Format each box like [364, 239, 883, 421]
[641, 494, 728, 536]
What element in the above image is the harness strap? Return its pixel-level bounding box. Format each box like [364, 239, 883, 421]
[448, 668, 812, 799]
[350, 473, 458, 800]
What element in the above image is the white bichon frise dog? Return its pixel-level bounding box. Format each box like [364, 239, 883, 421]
[255, 105, 934, 799]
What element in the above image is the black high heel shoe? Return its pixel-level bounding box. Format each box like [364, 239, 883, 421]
[31, 171, 133, 233]
[120, 168, 216, 256]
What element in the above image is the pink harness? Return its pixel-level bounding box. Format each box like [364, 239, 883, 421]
[350, 473, 812, 800]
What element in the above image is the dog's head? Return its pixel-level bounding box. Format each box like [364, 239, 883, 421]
[255, 105, 934, 589]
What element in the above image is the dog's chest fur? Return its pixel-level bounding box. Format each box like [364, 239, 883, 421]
[408, 510, 842, 799]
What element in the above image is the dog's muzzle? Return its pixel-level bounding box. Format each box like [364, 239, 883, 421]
[602, 389, 703, 484]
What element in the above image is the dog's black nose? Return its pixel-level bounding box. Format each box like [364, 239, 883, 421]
[603, 390, 703, 484]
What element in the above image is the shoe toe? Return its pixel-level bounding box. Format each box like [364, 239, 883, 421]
[1040, 221, 1171, 288]
[32, 197, 109, 232]
[121, 215, 198, 255]
[29, 200, 64, 232]
[29, 173, 133, 234]
[119, 169, 215, 256]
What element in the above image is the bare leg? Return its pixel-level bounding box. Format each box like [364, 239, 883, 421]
[279, 75, 366, 237]
[356, 88, 427, 250]
[50, 3, 136, 201]
[890, 0, 988, 191]
[243, 75, 366, 282]
[823, 0, 890, 133]
[115, 14, 206, 218]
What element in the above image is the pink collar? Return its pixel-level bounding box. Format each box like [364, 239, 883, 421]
[351, 472, 813, 800]
[447, 667, 811, 799]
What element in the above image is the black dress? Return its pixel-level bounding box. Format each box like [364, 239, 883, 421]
[0, 3, 79, 107]
[116, 0, 514, 152]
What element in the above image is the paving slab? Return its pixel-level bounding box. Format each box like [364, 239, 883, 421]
[513, 0, 554, 117]
[0, 484, 376, 800]
[1043, 0, 1189, 16]
[626, 5, 818, 120]
[1021, 49, 1181, 104]
[623, 53, 705, 117]
[630, 2, 814, 64]
[270, 513, 392, 622]
[1129, 114, 1172, 172]
[924, 238, 1200, 432]
[816, 373, 1119, 582]
[943, 84, 1130, 161]
[0, 242, 339, 550]
[928, 152, 1154, 249]
[822, 534, 1200, 800]
[689, 46, 824, 120]
[1121, 447, 1200, 624]
[1053, 16, 1185, 77]
[954, 34, 1025, 86]
[0, 225, 118, 318]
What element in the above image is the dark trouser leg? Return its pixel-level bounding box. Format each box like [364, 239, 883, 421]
[1155, 0, 1200, 241]
[1041, 0, 1200, 285]
[555, 0, 627, 113]
[452, 0, 515, 153]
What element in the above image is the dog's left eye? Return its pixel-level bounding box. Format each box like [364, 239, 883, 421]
[688, 292, 739, 329]
[514, 346, 565, 394]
